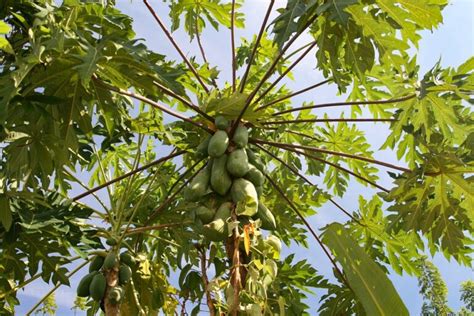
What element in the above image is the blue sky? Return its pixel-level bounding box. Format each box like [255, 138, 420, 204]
[16, 0, 473, 314]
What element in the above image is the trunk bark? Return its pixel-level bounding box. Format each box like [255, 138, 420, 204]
[104, 267, 120, 316]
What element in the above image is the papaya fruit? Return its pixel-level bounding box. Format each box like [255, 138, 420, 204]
[246, 149, 265, 171]
[211, 154, 232, 196]
[202, 218, 227, 241]
[208, 130, 229, 157]
[196, 205, 215, 224]
[184, 167, 211, 202]
[227, 149, 250, 177]
[255, 185, 263, 196]
[256, 203, 276, 230]
[77, 271, 97, 297]
[108, 286, 124, 305]
[119, 252, 135, 267]
[106, 237, 117, 246]
[244, 164, 264, 187]
[103, 252, 118, 270]
[89, 273, 107, 301]
[215, 115, 230, 130]
[119, 264, 132, 285]
[232, 125, 249, 148]
[89, 256, 104, 272]
[214, 202, 232, 221]
[231, 178, 258, 217]
[196, 136, 211, 158]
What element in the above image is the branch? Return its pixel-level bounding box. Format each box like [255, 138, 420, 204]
[260, 118, 397, 125]
[239, 0, 275, 93]
[254, 144, 358, 221]
[145, 163, 208, 225]
[229, 12, 320, 136]
[256, 78, 332, 112]
[252, 41, 317, 105]
[25, 259, 89, 316]
[272, 94, 417, 116]
[263, 173, 349, 286]
[231, 0, 236, 92]
[199, 247, 216, 316]
[251, 138, 412, 173]
[94, 78, 213, 133]
[142, 0, 210, 94]
[125, 222, 191, 235]
[72, 151, 186, 201]
[194, 14, 219, 89]
[152, 80, 214, 122]
[279, 144, 390, 192]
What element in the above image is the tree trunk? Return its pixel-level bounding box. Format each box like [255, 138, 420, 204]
[104, 267, 120, 316]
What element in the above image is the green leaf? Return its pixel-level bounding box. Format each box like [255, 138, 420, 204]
[323, 223, 409, 316]
[0, 195, 12, 231]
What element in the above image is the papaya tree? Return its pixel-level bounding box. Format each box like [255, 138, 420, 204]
[0, 0, 472, 315]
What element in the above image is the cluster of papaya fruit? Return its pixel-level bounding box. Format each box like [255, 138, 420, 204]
[77, 248, 135, 305]
[184, 116, 276, 241]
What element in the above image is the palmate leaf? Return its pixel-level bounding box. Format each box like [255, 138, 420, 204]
[322, 223, 409, 316]
[384, 150, 473, 263]
[271, 0, 307, 49]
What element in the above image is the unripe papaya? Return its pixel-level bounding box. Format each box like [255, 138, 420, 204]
[89, 256, 104, 272]
[211, 154, 232, 196]
[255, 185, 263, 196]
[196, 136, 211, 158]
[184, 167, 211, 202]
[89, 273, 107, 301]
[232, 125, 249, 148]
[231, 178, 258, 217]
[227, 149, 250, 177]
[244, 164, 264, 187]
[103, 252, 118, 270]
[214, 202, 232, 221]
[202, 218, 227, 241]
[208, 130, 229, 157]
[246, 149, 265, 171]
[119, 264, 132, 285]
[215, 116, 230, 130]
[256, 203, 276, 230]
[77, 272, 97, 297]
[196, 205, 215, 224]
[106, 237, 117, 246]
[119, 252, 135, 267]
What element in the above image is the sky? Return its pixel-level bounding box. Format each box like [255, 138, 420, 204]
[16, 0, 474, 315]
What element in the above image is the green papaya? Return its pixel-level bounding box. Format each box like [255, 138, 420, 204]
[196, 205, 215, 224]
[77, 272, 97, 297]
[231, 178, 258, 217]
[244, 164, 264, 187]
[106, 237, 117, 246]
[119, 264, 132, 285]
[215, 115, 230, 130]
[184, 167, 211, 202]
[89, 256, 104, 272]
[246, 149, 265, 171]
[211, 154, 232, 196]
[119, 252, 135, 267]
[208, 130, 229, 157]
[256, 203, 276, 230]
[108, 286, 124, 305]
[202, 218, 227, 241]
[255, 185, 263, 196]
[196, 136, 211, 158]
[103, 252, 118, 270]
[227, 149, 250, 177]
[89, 273, 107, 301]
[214, 202, 232, 221]
[232, 125, 249, 148]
